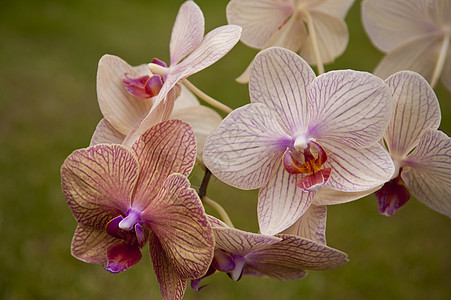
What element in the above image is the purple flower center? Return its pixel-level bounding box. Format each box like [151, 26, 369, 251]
[375, 170, 411, 216]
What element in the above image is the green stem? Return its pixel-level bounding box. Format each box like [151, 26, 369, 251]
[182, 79, 233, 114]
[203, 196, 235, 228]
[430, 32, 450, 88]
[301, 9, 325, 75]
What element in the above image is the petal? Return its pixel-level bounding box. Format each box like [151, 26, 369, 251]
[142, 174, 214, 280]
[90, 118, 126, 146]
[384, 71, 441, 157]
[361, 0, 439, 52]
[172, 84, 200, 111]
[203, 103, 291, 190]
[104, 242, 142, 273]
[243, 262, 308, 281]
[313, 185, 379, 205]
[312, 0, 355, 19]
[402, 129, 451, 217]
[263, 12, 306, 52]
[308, 70, 392, 149]
[130, 119, 196, 209]
[226, 0, 294, 49]
[149, 232, 187, 300]
[96, 55, 153, 135]
[375, 179, 410, 216]
[250, 47, 316, 134]
[322, 142, 395, 192]
[71, 225, 119, 264]
[282, 204, 327, 244]
[61, 144, 138, 227]
[169, 1, 204, 65]
[258, 162, 315, 235]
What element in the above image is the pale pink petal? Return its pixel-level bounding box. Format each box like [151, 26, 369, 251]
[384, 71, 441, 157]
[149, 232, 187, 300]
[362, 0, 439, 52]
[373, 33, 442, 81]
[142, 174, 214, 280]
[312, 0, 355, 19]
[250, 47, 316, 134]
[258, 162, 315, 236]
[282, 205, 327, 244]
[172, 84, 199, 111]
[131, 120, 196, 209]
[71, 225, 119, 264]
[322, 142, 395, 192]
[90, 118, 126, 146]
[314, 186, 379, 205]
[61, 144, 138, 226]
[308, 70, 392, 149]
[226, 0, 294, 48]
[203, 103, 291, 190]
[402, 129, 451, 217]
[263, 12, 306, 52]
[96, 55, 153, 135]
[169, 0, 204, 65]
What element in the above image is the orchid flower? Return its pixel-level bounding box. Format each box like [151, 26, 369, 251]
[227, 0, 355, 82]
[191, 214, 347, 289]
[61, 120, 215, 300]
[362, 0, 451, 91]
[94, 0, 241, 147]
[203, 47, 394, 235]
[375, 71, 451, 217]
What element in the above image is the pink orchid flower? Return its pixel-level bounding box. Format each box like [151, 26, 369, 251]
[227, 0, 355, 82]
[94, 0, 241, 147]
[375, 71, 451, 217]
[362, 0, 451, 91]
[61, 120, 214, 300]
[203, 47, 394, 235]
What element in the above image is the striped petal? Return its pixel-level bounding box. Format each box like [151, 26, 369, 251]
[384, 71, 441, 157]
[402, 129, 451, 217]
[250, 47, 316, 134]
[130, 120, 196, 209]
[322, 142, 395, 192]
[308, 70, 392, 149]
[258, 162, 315, 236]
[282, 204, 327, 244]
[203, 103, 291, 190]
[61, 144, 138, 227]
[142, 174, 214, 280]
[90, 118, 126, 146]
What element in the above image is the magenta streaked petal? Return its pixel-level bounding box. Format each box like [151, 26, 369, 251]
[296, 168, 331, 192]
[258, 162, 315, 235]
[384, 71, 441, 157]
[249, 47, 315, 134]
[90, 118, 126, 146]
[61, 144, 138, 227]
[308, 70, 392, 148]
[122, 74, 152, 99]
[402, 129, 451, 217]
[282, 205, 327, 244]
[204, 103, 291, 190]
[375, 178, 410, 216]
[104, 242, 142, 273]
[130, 120, 196, 209]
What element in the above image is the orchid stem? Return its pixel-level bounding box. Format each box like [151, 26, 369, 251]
[302, 10, 325, 75]
[203, 196, 235, 228]
[431, 32, 450, 88]
[182, 79, 233, 114]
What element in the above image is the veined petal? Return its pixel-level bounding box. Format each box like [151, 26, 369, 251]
[97, 55, 153, 135]
[308, 70, 392, 149]
[61, 144, 138, 227]
[90, 118, 126, 146]
[384, 71, 441, 157]
[226, 0, 294, 49]
[169, 0, 204, 65]
[314, 185, 379, 205]
[149, 232, 187, 300]
[172, 84, 200, 110]
[282, 205, 327, 244]
[402, 129, 451, 217]
[250, 47, 316, 134]
[203, 103, 291, 190]
[311, 0, 355, 19]
[71, 225, 119, 264]
[142, 174, 214, 280]
[258, 162, 315, 236]
[243, 262, 308, 281]
[362, 0, 439, 52]
[322, 142, 395, 192]
[130, 120, 196, 209]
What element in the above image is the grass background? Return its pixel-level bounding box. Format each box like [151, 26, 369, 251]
[0, 0, 450, 299]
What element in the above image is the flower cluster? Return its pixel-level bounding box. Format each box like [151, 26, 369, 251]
[61, 1, 450, 299]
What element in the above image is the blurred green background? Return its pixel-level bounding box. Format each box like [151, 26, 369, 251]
[1, 0, 450, 299]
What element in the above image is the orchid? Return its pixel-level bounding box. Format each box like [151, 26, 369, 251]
[94, 0, 241, 147]
[203, 47, 394, 235]
[227, 0, 355, 81]
[362, 0, 451, 91]
[191, 214, 347, 289]
[61, 120, 214, 300]
[375, 71, 451, 217]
